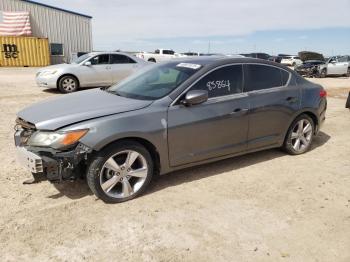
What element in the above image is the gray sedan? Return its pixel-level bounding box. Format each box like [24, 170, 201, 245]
[15, 57, 327, 203]
[36, 52, 149, 93]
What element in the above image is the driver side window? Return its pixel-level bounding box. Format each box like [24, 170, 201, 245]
[90, 54, 109, 65]
[190, 65, 243, 98]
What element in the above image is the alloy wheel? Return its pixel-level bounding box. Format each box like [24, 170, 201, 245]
[290, 119, 313, 152]
[99, 150, 148, 199]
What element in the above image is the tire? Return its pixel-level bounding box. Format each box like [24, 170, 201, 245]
[86, 140, 154, 203]
[346, 68, 350, 77]
[283, 114, 315, 155]
[319, 69, 327, 78]
[58, 75, 79, 93]
[148, 58, 156, 63]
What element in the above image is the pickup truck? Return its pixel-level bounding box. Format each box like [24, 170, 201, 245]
[136, 49, 183, 62]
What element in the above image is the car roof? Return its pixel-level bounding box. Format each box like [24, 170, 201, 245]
[87, 51, 133, 56]
[164, 56, 291, 69]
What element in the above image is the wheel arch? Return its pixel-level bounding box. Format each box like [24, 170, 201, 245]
[56, 73, 80, 89]
[283, 110, 319, 144]
[96, 137, 161, 176]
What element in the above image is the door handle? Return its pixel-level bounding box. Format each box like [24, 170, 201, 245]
[230, 108, 248, 115]
[286, 96, 298, 103]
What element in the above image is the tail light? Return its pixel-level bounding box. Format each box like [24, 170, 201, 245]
[320, 89, 327, 98]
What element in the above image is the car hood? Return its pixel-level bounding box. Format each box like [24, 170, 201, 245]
[17, 89, 153, 130]
[37, 63, 78, 72]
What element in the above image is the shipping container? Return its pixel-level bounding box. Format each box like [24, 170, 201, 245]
[0, 36, 50, 67]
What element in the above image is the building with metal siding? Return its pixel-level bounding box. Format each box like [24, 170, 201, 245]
[0, 0, 92, 64]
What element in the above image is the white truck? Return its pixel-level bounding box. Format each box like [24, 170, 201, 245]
[136, 49, 184, 63]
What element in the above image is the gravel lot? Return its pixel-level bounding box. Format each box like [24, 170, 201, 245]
[0, 68, 349, 262]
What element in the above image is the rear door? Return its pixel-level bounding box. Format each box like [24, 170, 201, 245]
[167, 64, 250, 166]
[244, 64, 301, 150]
[109, 54, 139, 84]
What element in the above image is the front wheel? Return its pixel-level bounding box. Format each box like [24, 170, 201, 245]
[283, 114, 315, 155]
[86, 141, 154, 203]
[58, 75, 79, 93]
[319, 69, 327, 78]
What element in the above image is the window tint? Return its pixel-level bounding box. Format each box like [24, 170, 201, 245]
[257, 53, 270, 60]
[281, 70, 290, 85]
[338, 56, 348, 62]
[90, 54, 109, 65]
[245, 64, 283, 92]
[191, 65, 243, 98]
[110, 54, 136, 64]
[163, 50, 175, 55]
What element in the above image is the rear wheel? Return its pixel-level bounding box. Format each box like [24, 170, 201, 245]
[86, 141, 154, 203]
[283, 114, 315, 155]
[58, 75, 79, 93]
[346, 68, 350, 77]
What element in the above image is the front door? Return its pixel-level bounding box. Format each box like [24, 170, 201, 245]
[80, 54, 113, 87]
[167, 64, 250, 166]
[244, 64, 301, 149]
[327, 57, 348, 75]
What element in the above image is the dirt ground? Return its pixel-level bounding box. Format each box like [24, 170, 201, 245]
[0, 67, 349, 262]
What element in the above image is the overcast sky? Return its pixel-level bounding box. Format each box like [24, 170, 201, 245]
[36, 0, 350, 55]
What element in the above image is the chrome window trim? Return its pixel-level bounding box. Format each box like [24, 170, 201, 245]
[171, 62, 291, 106]
[243, 63, 291, 93]
[171, 63, 244, 106]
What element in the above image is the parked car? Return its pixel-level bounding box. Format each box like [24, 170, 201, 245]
[295, 60, 325, 77]
[298, 51, 325, 62]
[182, 52, 200, 56]
[269, 54, 291, 63]
[240, 53, 271, 60]
[136, 49, 184, 62]
[36, 52, 149, 93]
[15, 57, 327, 203]
[280, 56, 303, 67]
[318, 56, 350, 77]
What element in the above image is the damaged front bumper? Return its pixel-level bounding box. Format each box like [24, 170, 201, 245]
[14, 130, 92, 183]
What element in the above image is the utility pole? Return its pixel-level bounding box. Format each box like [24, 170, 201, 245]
[208, 41, 211, 54]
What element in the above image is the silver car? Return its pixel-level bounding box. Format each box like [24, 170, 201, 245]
[318, 56, 350, 77]
[36, 52, 149, 93]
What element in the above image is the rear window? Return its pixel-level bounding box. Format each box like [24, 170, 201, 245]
[163, 50, 175, 55]
[244, 64, 288, 92]
[110, 54, 136, 64]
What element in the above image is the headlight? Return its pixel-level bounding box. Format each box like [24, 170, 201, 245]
[28, 129, 88, 149]
[39, 70, 58, 76]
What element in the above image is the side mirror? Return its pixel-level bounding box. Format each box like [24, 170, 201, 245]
[84, 61, 92, 66]
[181, 90, 208, 106]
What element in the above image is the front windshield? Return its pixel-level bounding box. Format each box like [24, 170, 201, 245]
[72, 53, 92, 64]
[108, 62, 202, 100]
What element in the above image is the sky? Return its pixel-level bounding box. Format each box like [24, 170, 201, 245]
[35, 0, 350, 56]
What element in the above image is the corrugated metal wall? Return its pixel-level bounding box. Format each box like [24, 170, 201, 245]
[0, 36, 50, 66]
[0, 0, 92, 65]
